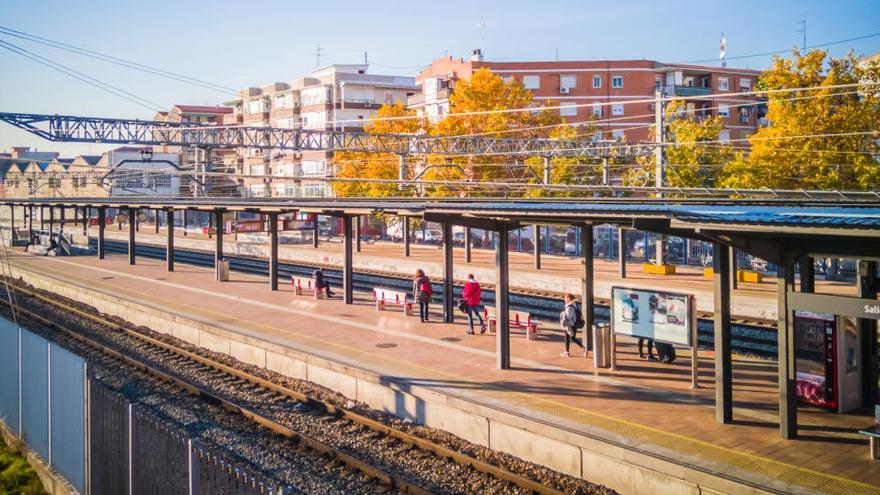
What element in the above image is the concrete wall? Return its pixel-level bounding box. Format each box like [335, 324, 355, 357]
[10, 264, 782, 495]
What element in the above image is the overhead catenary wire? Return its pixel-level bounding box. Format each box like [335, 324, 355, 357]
[0, 39, 165, 112]
[0, 25, 236, 94]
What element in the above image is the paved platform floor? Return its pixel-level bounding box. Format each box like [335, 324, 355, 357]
[100, 227, 860, 322]
[8, 248, 878, 494]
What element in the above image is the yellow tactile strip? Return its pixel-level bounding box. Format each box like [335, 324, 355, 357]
[12, 256, 880, 495]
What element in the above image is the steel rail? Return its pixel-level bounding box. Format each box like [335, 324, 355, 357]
[3, 281, 569, 495]
[0, 288, 435, 495]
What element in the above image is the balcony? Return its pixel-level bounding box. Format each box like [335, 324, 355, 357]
[669, 85, 712, 97]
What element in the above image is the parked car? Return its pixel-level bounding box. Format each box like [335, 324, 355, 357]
[414, 229, 443, 244]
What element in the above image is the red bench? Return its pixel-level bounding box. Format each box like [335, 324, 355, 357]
[292, 276, 323, 299]
[373, 287, 413, 315]
[484, 307, 541, 340]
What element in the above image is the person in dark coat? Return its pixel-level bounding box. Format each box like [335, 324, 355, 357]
[313, 267, 334, 297]
[558, 293, 587, 358]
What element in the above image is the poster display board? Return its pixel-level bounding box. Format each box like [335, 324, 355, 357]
[611, 286, 693, 346]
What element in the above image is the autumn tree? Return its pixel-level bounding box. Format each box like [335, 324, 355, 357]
[331, 102, 429, 197]
[424, 68, 567, 195]
[623, 99, 737, 188]
[718, 49, 880, 190]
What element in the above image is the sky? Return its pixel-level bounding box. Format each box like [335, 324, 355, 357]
[1, 0, 878, 156]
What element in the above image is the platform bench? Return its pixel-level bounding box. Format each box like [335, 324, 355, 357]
[484, 307, 541, 340]
[859, 428, 880, 460]
[373, 287, 413, 315]
[292, 276, 323, 299]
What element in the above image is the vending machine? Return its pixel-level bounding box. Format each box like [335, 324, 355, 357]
[794, 311, 863, 413]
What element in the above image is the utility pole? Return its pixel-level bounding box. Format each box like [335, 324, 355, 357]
[542, 157, 551, 185]
[654, 89, 666, 266]
[797, 20, 806, 52]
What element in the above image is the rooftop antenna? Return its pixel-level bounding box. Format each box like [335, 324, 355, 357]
[797, 20, 806, 52]
[478, 20, 487, 53]
[719, 33, 727, 68]
[315, 43, 323, 68]
[364, 51, 368, 65]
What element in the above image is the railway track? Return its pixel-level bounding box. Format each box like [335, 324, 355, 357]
[96, 238, 781, 358]
[0, 278, 613, 495]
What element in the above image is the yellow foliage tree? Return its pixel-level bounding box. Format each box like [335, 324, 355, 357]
[718, 49, 880, 190]
[331, 102, 429, 197]
[623, 99, 736, 188]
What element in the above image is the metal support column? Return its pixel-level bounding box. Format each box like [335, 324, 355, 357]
[127, 207, 136, 265]
[777, 255, 797, 439]
[798, 256, 814, 293]
[313, 214, 319, 248]
[165, 208, 174, 272]
[97, 207, 105, 260]
[83, 206, 89, 236]
[182, 209, 188, 236]
[154, 209, 159, 234]
[496, 222, 510, 370]
[713, 243, 733, 423]
[268, 212, 279, 291]
[214, 209, 224, 281]
[542, 156, 551, 185]
[533, 224, 541, 270]
[581, 223, 594, 350]
[27, 205, 33, 241]
[858, 260, 879, 407]
[403, 216, 411, 257]
[59, 206, 65, 233]
[355, 216, 362, 253]
[48, 206, 54, 237]
[618, 227, 626, 278]
[730, 246, 738, 290]
[442, 223, 454, 323]
[464, 227, 471, 263]
[342, 216, 353, 304]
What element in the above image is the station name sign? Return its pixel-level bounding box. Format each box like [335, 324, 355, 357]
[788, 292, 880, 321]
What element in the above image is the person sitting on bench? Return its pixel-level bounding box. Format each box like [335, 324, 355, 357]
[313, 267, 334, 298]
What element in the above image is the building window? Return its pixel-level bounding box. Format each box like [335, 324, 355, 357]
[502, 76, 513, 84]
[718, 104, 729, 117]
[592, 106, 603, 117]
[719, 130, 731, 143]
[718, 78, 729, 91]
[560, 75, 577, 90]
[611, 75, 623, 88]
[612, 129, 625, 139]
[612, 104, 624, 116]
[384, 93, 394, 104]
[560, 103, 577, 117]
[739, 107, 750, 123]
[522, 75, 540, 89]
[592, 75, 601, 88]
[739, 78, 752, 91]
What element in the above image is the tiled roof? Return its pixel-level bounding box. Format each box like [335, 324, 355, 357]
[173, 105, 233, 114]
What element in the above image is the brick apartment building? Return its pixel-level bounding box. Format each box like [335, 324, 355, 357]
[222, 64, 419, 198]
[409, 50, 763, 143]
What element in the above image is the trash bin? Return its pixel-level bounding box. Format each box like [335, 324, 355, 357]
[592, 323, 612, 369]
[217, 258, 230, 281]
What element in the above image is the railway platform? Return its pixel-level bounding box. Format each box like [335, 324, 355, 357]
[5, 248, 878, 495]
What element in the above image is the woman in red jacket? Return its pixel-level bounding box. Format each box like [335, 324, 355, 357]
[462, 273, 486, 335]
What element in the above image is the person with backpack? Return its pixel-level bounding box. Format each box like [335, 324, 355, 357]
[313, 267, 334, 298]
[461, 273, 486, 335]
[558, 293, 587, 357]
[413, 269, 433, 322]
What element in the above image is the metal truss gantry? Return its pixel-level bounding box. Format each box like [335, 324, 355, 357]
[0, 112, 653, 158]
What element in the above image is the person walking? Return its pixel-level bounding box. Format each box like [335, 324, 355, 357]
[413, 269, 433, 322]
[313, 267, 334, 298]
[558, 293, 587, 357]
[461, 274, 486, 335]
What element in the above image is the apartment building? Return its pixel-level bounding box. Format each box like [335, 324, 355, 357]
[152, 104, 236, 196]
[409, 50, 763, 143]
[223, 64, 419, 198]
